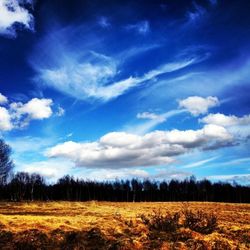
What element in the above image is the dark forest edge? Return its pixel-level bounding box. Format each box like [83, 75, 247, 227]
[0, 138, 250, 203]
[0, 172, 249, 203]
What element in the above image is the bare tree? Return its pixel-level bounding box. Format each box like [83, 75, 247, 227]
[0, 139, 14, 185]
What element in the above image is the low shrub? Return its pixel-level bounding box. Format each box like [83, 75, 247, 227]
[139, 210, 180, 233]
[183, 209, 217, 234]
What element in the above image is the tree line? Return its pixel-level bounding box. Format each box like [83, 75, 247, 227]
[0, 173, 249, 203]
[0, 139, 249, 203]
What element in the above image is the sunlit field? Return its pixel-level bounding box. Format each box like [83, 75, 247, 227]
[0, 201, 249, 249]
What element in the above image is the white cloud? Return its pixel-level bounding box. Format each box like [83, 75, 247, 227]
[39, 52, 118, 102]
[139, 58, 250, 108]
[0, 107, 13, 131]
[0, 93, 8, 104]
[200, 113, 250, 139]
[46, 125, 233, 169]
[100, 132, 142, 147]
[39, 56, 197, 102]
[9, 98, 53, 128]
[144, 59, 196, 80]
[12, 98, 53, 120]
[201, 113, 250, 127]
[0, 0, 34, 37]
[0, 96, 55, 131]
[179, 96, 220, 116]
[32, 25, 198, 103]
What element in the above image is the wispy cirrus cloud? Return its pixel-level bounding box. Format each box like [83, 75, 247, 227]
[34, 50, 197, 102]
[129, 109, 186, 135]
[0, 0, 34, 37]
[138, 54, 250, 111]
[182, 156, 219, 169]
[30, 23, 201, 103]
[125, 20, 150, 35]
[137, 112, 166, 122]
[126, 95, 219, 135]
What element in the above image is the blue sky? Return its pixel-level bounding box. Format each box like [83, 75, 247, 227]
[0, 0, 250, 183]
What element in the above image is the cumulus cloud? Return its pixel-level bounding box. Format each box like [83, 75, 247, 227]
[46, 125, 233, 169]
[0, 0, 34, 37]
[0, 107, 13, 131]
[200, 113, 250, 140]
[0, 93, 8, 104]
[179, 96, 219, 116]
[11, 98, 53, 120]
[9, 98, 53, 128]
[200, 113, 250, 127]
[0, 95, 55, 131]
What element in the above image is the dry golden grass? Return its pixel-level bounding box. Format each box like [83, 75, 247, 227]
[0, 201, 249, 249]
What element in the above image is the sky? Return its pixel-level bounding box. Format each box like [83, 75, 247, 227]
[0, 0, 250, 184]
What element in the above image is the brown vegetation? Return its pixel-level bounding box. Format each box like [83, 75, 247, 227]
[0, 201, 249, 249]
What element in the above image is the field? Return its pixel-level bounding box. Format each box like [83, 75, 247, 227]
[0, 202, 249, 249]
